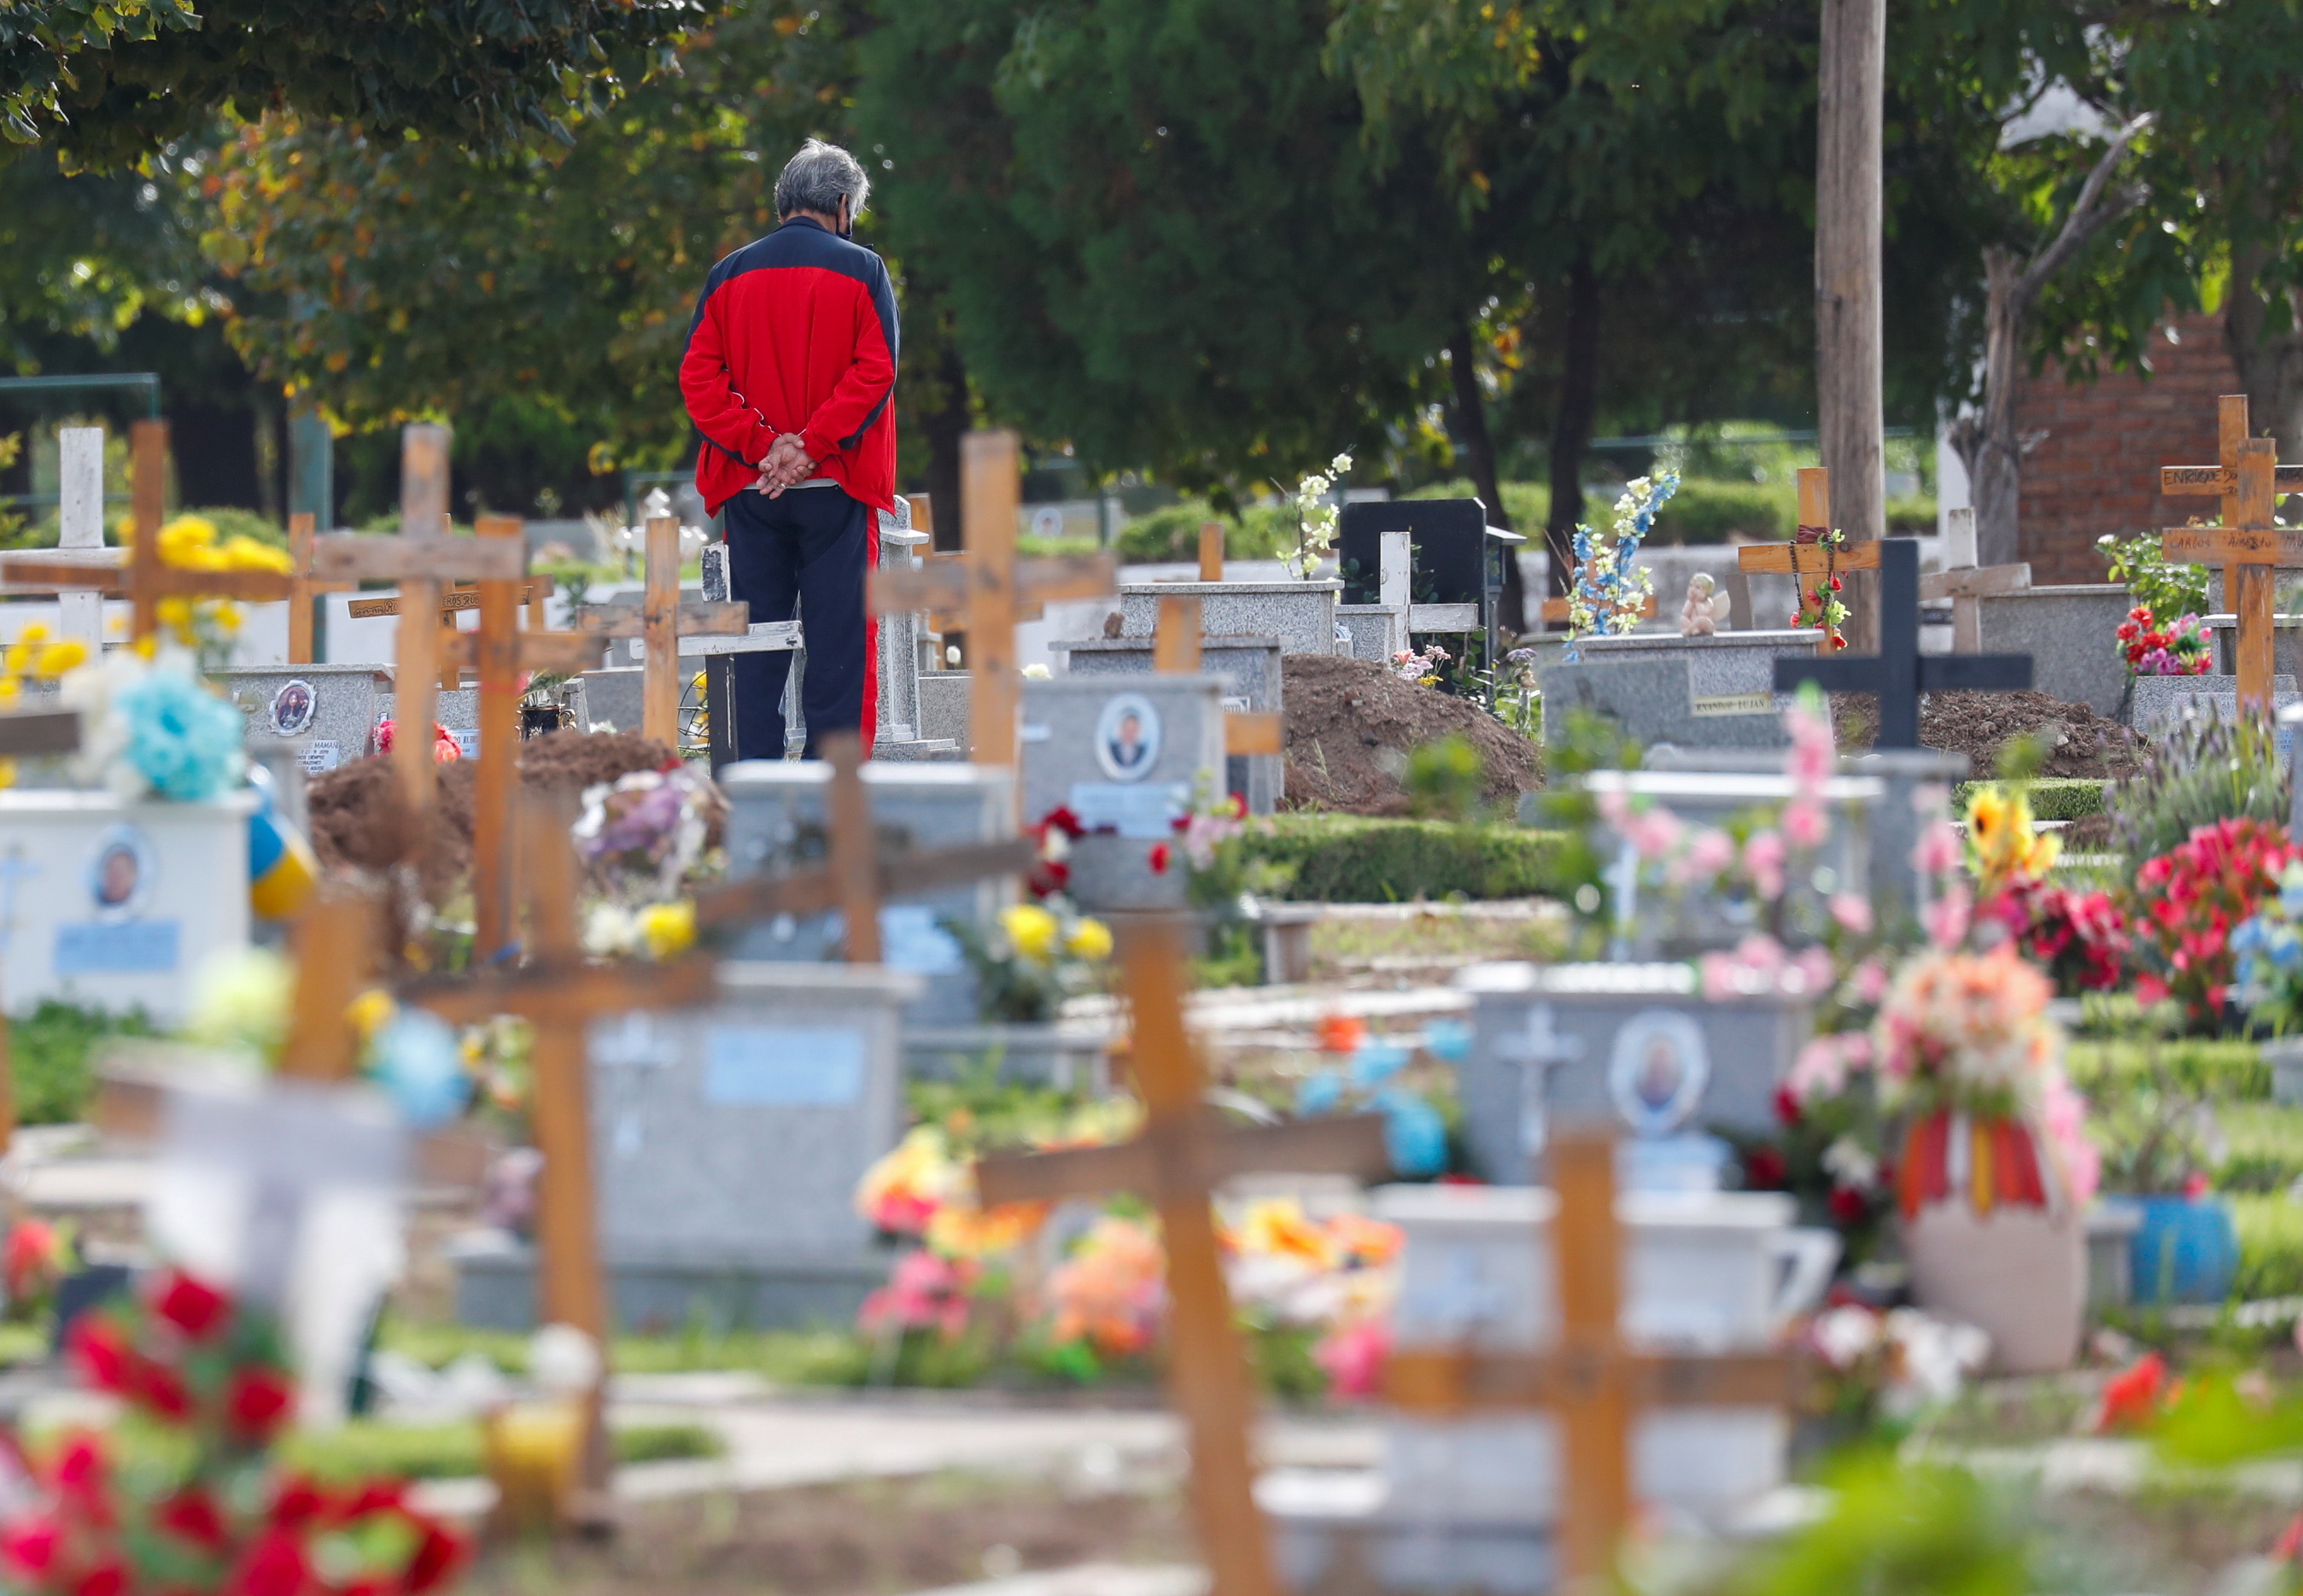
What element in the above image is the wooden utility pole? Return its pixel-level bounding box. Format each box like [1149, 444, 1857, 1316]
[1816, 0, 1886, 650]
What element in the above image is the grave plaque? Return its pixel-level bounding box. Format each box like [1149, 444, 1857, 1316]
[1020, 675, 1227, 912]
[454, 962, 915, 1331]
[1055, 633, 1284, 814]
[1454, 962, 1811, 1184]
[1540, 656, 1786, 751]
[212, 664, 393, 767]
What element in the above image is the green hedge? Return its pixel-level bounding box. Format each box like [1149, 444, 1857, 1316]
[1115, 500, 1295, 564]
[1952, 778, 2107, 821]
[2066, 1037, 2271, 1102]
[1246, 816, 1569, 902]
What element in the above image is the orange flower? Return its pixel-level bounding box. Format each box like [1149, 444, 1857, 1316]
[1315, 1013, 1368, 1054]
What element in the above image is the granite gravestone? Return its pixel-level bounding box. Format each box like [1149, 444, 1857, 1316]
[0, 789, 254, 1024]
[1053, 633, 1284, 815]
[1574, 630, 1821, 700]
[1020, 675, 1228, 912]
[1337, 499, 1521, 675]
[2131, 673, 2300, 759]
[1539, 655, 1786, 751]
[451, 962, 919, 1331]
[211, 664, 391, 774]
[718, 759, 1014, 1026]
[1453, 962, 1812, 1185]
[1114, 581, 1341, 658]
[1265, 1182, 1833, 1594]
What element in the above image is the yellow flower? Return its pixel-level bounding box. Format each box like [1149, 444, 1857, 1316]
[926, 1197, 1046, 1260]
[1235, 1198, 1340, 1270]
[1067, 917, 1114, 962]
[638, 900, 696, 961]
[32, 640, 87, 678]
[220, 535, 292, 574]
[346, 987, 397, 1044]
[0, 679, 20, 706]
[3, 639, 31, 679]
[1002, 903, 1059, 962]
[156, 516, 220, 569]
[0, 759, 17, 792]
[16, 624, 48, 647]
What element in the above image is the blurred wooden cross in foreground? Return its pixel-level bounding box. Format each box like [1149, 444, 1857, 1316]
[869, 430, 1116, 771]
[690, 730, 1036, 960]
[310, 424, 528, 821]
[1385, 1134, 1803, 1591]
[1154, 595, 1283, 760]
[973, 920, 1392, 1596]
[400, 791, 716, 1517]
[2161, 438, 2303, 711]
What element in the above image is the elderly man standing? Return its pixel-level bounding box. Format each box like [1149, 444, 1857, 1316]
[680, 137, 897, 759]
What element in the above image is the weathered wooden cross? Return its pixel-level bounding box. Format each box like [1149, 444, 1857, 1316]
[1734, 467, 1881, 649]
[2161, 436, 2299, 710]
[0, 422, 297, 639]
[309, 424, 527, 818]
[400, 789, 717, 1510]
[1773, 537, 2032, 746]
[1154, 594, 1284, 762]
[2160, 394, 2303, 617]
[869, 430, 1116, 771]
[1199, 521, 1225, 583]
[287, 512, 354, 664]
[1384, 1132, 1802, 1589]
[1917, 506, 2030, 654]
[689, 728, 1037, 953]
[580, 493, 749, 745]
[973, 918, 1391, 1596]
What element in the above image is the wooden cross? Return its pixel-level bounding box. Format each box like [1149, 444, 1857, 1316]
[2160, 395, 2303, 614]
[1918, 511, 2031, 654]
[0, 707, 81, 1152]
[689, 728, 1037, 944]
[400, 789, 717, 1510]
[578, 498, 749, 747]
[1735, 468, 1881, 648]
[973, 918, 1390, 1596]
[309, 424, 526, 818]
[2161, 438, 2300, 710]
[0, 423, 297, 633]
[1384, 1132, 1801, 1589]
[288, 513, 354, 664]
[1773, 538, 2032, 745]
[1199, 522, 1225, 583]
[870, 430, 1116, 770]
[1154, 595, 1283, 759]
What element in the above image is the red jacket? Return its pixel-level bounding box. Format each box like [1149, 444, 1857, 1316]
[680, 216, 899, 516]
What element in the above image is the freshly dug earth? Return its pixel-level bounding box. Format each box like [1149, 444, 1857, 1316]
[307, 729, 679, 887]
[1282, 652, 1541, 815]
[459, 1472, 1189, 1596]
[1834, 689, 2143, 778]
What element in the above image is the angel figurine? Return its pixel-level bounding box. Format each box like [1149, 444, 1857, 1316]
[1680, 571, 1723, 636]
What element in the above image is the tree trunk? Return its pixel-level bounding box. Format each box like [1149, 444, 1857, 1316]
[1963, 246, 2027, 566]
[919, 336, 968, 552]
[1816, 0, 1887, 648]
[2225, 238, 2303, 462]
[1545, 256, 1603, 605]
[1447, 320, 1523, 632]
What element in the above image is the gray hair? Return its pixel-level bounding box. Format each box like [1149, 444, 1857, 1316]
[774, 137, 870, 220]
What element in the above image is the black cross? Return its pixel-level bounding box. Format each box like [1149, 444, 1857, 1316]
[1773, 539, 2031, 747]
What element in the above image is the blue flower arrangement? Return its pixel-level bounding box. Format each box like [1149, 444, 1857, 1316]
[117, 658, 244, 801]
[1295, 1026, 1455, 1178]
[1562, 471, 1680, 663]
[2234, 859, 2303, 1032]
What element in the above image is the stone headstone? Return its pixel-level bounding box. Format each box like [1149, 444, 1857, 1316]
[1337, 500, 1522, 673]
[576, 667, 645, 736]
[2131, 672, 2301, 757]
[1053, 633, 1284, 815]
[451, 962, 920, 1332]
[0, 790, 254, 1023]
[1020, 675, 1228, 912]
[1539, 655, 1786, 751]
[1454, 962, 1811, 1184]
[1114, 580, 1341, 658]
[1574, 630, 1821, 700]
[917, 671, 970, 750]
[1974, 584, 2131, 718]
[210, 664, 391, 774]
[719, 759, 1015, 1026]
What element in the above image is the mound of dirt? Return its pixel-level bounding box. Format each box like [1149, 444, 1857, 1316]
[307, 729, 680, 887]
[1834, 689, 2143, 778]
[1282, 652, 1542, 815]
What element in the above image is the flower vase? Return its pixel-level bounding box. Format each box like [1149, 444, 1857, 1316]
[1897, 1111, 2085, 1374]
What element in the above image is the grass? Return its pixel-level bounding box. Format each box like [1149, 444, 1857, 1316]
[378, 1320, 870, 1386]
[2067, 1037, 2271, 1102]
[1955, 778, 2108, 821]
[2231, 1193, 2303, 1301]
[282, 1418, 721, 1483]
[1243, 815, 1569, 902]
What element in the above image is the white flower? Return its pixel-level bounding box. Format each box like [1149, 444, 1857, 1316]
[530, 1323, 603, 1396]
[1811, 1304, 1884, 1370]
[1822, 1136, 1880, 1191]
[582, 901, 640, 957]
[1330, 453, 1353, 476]
[1021, 663, 1050, 680]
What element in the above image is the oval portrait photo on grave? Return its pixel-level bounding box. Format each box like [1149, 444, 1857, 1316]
[269, 678, 317, 737]
[1094, 691, 1163, 782]
[86, 822, 156, 920]
[1607, 1008, 1710, 1137]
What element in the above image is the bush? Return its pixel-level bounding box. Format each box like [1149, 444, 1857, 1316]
[1651, 478, 1786, 544]
[2109, 713, 2289, 862]
[1953, 778, 2106, 821]
[14, 1000, 156, 1125]
[1114, 500, 1293, 564]
[2232, 1193, 2303, 1300]
[1244, 815, 1569, 902]
[2066, 1037, 2271, 1102]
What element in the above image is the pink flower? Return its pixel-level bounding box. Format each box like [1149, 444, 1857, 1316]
[1783, 700, 1835, 797]
[1912, 818, 1962, 878]
[1830, 893, 1873, 935]
[1743, 830, 1787, 899]
[1790, 1037, 1851, 1102]
[1924, 882, 1972, 950]
[1853, 956, 1891, 1004]
[2042, 1073, 2098, 1205]
[1312, 1318, 1392, 1400]
[1783, 799, 1828, 852]
[1626, 806, 1685, 863]
[1687, 828, 1735, 877]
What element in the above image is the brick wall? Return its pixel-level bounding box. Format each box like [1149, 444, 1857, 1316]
[2014, 311, 2238, 586]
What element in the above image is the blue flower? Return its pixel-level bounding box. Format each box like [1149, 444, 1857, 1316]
[1423, 1018, 1473, 1063]
[1349, 1041, 1410, 1090]
[371, 1009, 471, 1127]
[119, 663, 244, 801]
[1295, 1070, 1345, 1118]
[1376, 1088, 1448, 1177]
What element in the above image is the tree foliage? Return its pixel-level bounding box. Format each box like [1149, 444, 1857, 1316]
[1, 0, 710, 169]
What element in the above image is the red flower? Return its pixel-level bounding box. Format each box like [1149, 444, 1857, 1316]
[232, 1533, 310, 1596]
[1745, 1148, 1790, 1189]
[133, 1357, 195, 1422]
[1038, 805, 1084, 839]
[1773, 1084, 1802, 1125]
[2095, 1351, 2170, 1432]
[1827, 1186, 1869, 1225]
[269, 1477, 326, 1530]
[158, 1488, 227, 1551]
[226, 1368, 296, 1442]
[1148, 843, 1171, 874]
[75, 1562, 126, 1596]
[334, 1482, 408, 1522]
[400, 1523, 465, 1595]
[54, 1434, 106, 1495]
[67, 1316, 133, 1395]
[152, 1272, 230, 1342]
[2, 1518, 60, 1576]
[1828, 576, 1843, 592]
